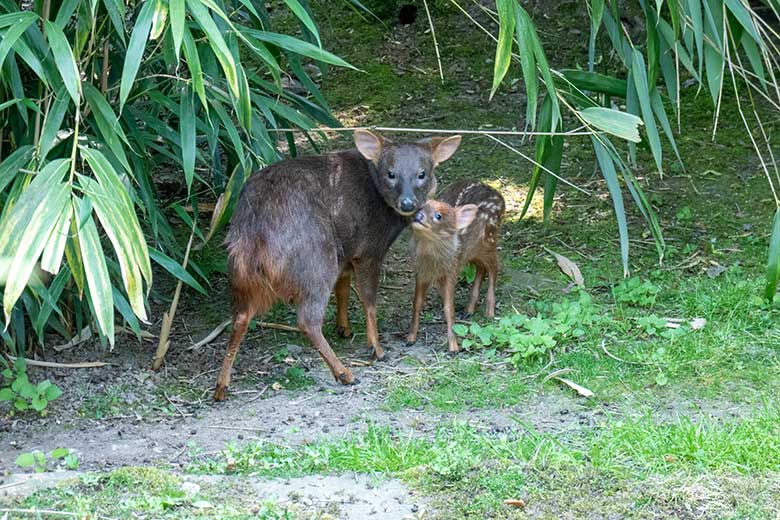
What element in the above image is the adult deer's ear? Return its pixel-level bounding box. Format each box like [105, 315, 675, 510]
[456, 204, 478, 230]
[429, 135, 462, 165]
[355, 130, 384, 162]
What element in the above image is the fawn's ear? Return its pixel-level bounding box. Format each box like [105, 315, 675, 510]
[355, 130, 384, 162]
[429, 135, 462, 166]
[456, 204, 478, 230]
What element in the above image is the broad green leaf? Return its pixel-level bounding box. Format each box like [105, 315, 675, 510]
[50, 447, 69, 459]
[491, 0, 516, 98]
[170, 0, 185, 58]
[3, 183, 71, 320]
[44, 384, 62, 401]
[149, 248, 207, 294]
[40, 202, 72, 275]
[687, 0, 704, 77]
[83, 83, 132, 173]
[53, 0, 80, 28]
[649, 89, 683, 165]
[78, 209, 115, 345]
[0, 15, 37, 75]
[631, 50, 663, 174]
[180, 86, 196, 193]
[282, 0, 320, 46]
[740, 31, 765, 89]
[120, 0, 156, 111]
[592, 136, 630, 276]
[245, 29, 357, 70]
[516, 5, 560, 132]
[33, 268, 70, 339]
[765, 208, 780, 300]
[579, 107, 643, 143]
[186, 0, 239, 97]
[112, 285, 142, 339]
[44, 21, 81, 103]
[0, 11, 36, 29]
[15, 453, 35, 467]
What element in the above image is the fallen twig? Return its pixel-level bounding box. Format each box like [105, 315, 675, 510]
[205, 425, 265, 433]
[8, 356, 107, 369]
[189, 320, 231, 350]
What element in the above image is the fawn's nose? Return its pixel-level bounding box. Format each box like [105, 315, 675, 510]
[414, 210, 425, 223]
[399, 197, 416, 213]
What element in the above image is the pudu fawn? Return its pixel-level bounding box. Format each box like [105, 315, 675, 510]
[406, 180, 505, 353]
[215, 130, 462, 400]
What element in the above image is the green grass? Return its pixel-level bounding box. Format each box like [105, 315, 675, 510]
[7, 467, 295, 519]
[182, 408, 780, 518]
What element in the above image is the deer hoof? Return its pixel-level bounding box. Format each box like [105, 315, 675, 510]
[336, 326, 353, 338]
[337, 370, 356, 385]
[214, 385, 228, 401]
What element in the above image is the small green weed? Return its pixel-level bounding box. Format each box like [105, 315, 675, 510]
[0, 358, 62, 415]
[15, 448, 78, 472]
[454, 290, 600, 365]
[613, 277, 661, 307]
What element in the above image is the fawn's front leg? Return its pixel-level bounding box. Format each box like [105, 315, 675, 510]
[406, 277, 430, 345]
[439, 276, 460, 353]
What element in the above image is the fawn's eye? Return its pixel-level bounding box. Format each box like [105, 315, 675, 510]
[387, 170, 396, 180]
[418, 170, 426, 180]
[434, 212, 442, 221]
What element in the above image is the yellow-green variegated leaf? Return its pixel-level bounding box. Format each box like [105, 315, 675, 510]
[40, 201, 73, 275]
[76, 200, 115, 345]
[3, 182, 71, 320]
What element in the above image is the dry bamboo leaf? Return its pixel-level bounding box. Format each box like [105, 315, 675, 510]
[542, 367, 573, 383]
[545, 248, 585, 287]
[553, 377, 594, 397]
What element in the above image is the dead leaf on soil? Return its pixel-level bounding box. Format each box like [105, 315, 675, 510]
[541, 367, 573, 383]
[272, 382, 283, 391]
[545, 248, 585, 288]
[553, 377, 594, 398]
[504, 499, 526, 508]
[690, 317, 707, 330]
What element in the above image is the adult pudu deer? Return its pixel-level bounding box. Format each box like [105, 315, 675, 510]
[406, 181, 505, 353]
[214, 130, 462, 400]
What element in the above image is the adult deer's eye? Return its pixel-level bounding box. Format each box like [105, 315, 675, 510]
[387, 170, 396, 180]
[418, 170, 426, 180]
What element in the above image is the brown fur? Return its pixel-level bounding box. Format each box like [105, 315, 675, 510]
[214, 131, 461, 400]
[406, 180, 505, 352]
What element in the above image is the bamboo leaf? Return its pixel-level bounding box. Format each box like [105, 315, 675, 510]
[513, 6, 538, 128]
[40, 202, 72, 275]
[80, 147, 152, 287]
[44, 20, 81, 103]
[39, 88, 70, 160]
[592, 136, 629, 276]
[186, 0, 239, 97]
[631, 50, 664, 174]
[170, 0, 185, 58]
[245, 29, 357, 70]
[282, 0, 320, 46]
[120, 0, 156, 112]
[580, 107, 644, 143]
[588, 0, 604, 71]
[77, 207, 115, 345]
[102, 0, 126, 46]
[0, 146, 33, 195]
[725, 0, 761, 44]
[83, 83, 132, 173]
[765, 208, 780, 300]
[150, 0, 168, 40]
[180, 86, 196, 193]
[491, 0, 516, 98]
[0, 15, 37, 74]
[3, 183, 70, 320]
[149, 248, 207, 294]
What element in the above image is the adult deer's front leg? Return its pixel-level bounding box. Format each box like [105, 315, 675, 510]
[353, 260, 385, 360]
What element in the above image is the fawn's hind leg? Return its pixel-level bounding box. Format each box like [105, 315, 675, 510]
[465, 265, 486, 316]
[406, 277, 430, 345]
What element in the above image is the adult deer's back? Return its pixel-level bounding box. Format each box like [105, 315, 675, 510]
[214, 130, 461, 400]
